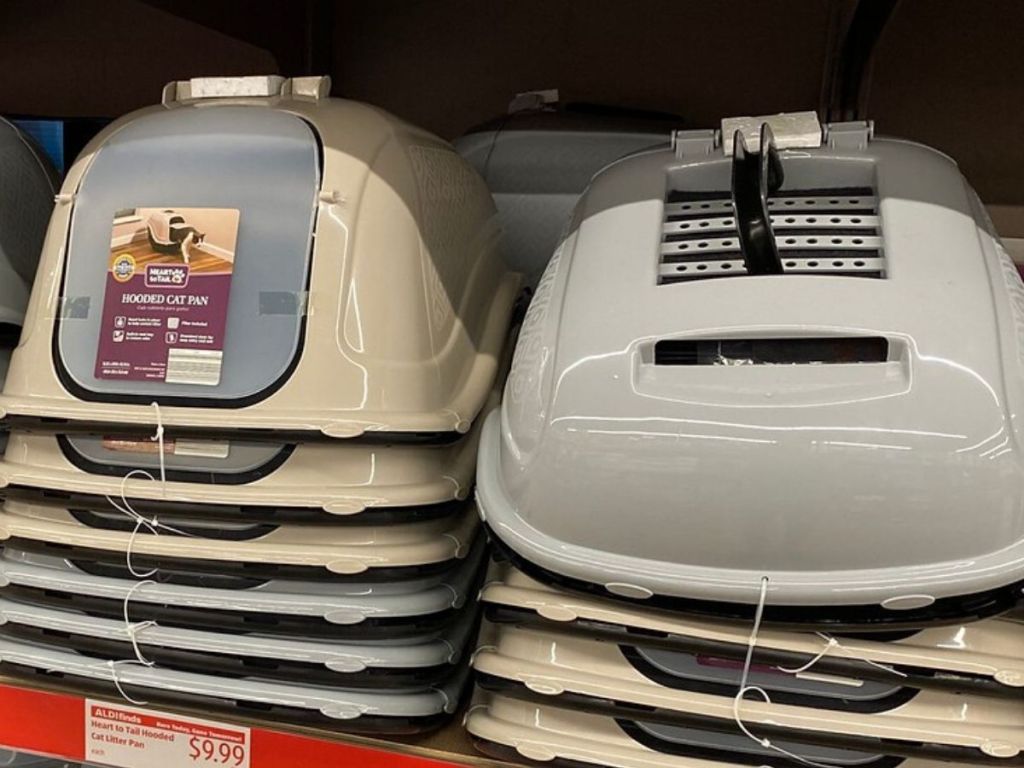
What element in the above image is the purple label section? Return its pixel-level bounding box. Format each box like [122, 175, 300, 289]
[94, 272, 232, 384]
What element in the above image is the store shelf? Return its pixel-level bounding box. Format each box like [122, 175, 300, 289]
[0, 677, 505, 768]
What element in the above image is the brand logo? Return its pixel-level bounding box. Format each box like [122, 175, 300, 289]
[111, 253, 136, 283]
[145, 264, 190, 288]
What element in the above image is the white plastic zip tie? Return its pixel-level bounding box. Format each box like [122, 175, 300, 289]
[106, 471, 197, 579]
[105, 659, 150, 706]
[732, 577, 839, 768]
[775, 632, 909, 679]
[121, 579, 158, 667]
[106, 470, 196, 538]
[150, 401, 167, 497]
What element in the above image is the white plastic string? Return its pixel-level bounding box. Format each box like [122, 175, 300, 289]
[732, 577, 840, 768]
[121, 579, 158, 667]
[775, 632, 908, 679]
[149, 401, 167, 497]
[105, 659, 150, 706]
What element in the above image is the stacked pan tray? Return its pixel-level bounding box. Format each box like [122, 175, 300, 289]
[0, 75, 521, 734]
[470, 114, 1024, 766]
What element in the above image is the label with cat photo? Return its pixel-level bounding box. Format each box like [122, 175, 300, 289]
[94, 207, 239, 386]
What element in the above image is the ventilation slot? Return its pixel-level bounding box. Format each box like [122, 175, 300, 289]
[654, 337, 889, 366]
[660, 187, 885, 284]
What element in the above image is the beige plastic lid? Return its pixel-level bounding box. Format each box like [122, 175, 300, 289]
[481, 564, 1024, 692]
[465, 692, 957, 768]
[472, 623, 1024, 760]
[0, 76, 520, 439]
[0, 499, 478, 576]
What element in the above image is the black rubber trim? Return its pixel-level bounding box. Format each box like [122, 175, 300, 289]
[56, 434, 296, 485]
[476, 675, 1024, 766]
[486, 527, 1024, 631]
[0, 622, 456, 689]
[483, 605, 1016, 700]
[0, 583, 462, 641]
[0, 415, 462, 446]
[619, 646, 917, 714]
[0, 660, 454, 735]
[617, 721, 902, 768]
[6, 537, 457, 585]
[2, 485, 461, 525]
[68, 509, 277, 541]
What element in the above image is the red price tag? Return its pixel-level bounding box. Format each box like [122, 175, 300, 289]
[85, 699, 251, 768]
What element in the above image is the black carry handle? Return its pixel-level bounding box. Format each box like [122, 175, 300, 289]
[732, 123, 784, 275]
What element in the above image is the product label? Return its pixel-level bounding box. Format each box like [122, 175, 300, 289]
[85, 699, 250, 768]
[102, 437, 231, 459]
[95, 207, 239, 386]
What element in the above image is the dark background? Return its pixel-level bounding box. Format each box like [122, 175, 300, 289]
[1, 0, 1020, 215]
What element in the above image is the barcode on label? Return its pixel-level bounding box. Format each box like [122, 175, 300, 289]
[165, 348, 223, 386]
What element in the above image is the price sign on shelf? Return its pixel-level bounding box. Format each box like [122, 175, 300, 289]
[85, 699, 251, 768]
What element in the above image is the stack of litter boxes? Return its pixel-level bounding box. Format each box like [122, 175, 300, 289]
[469, 114, 1024, 765]
[0, 76, 520, 734]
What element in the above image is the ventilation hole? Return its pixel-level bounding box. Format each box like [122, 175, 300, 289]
[850, 217, 862, 224]
[807, 217, 817, 223]
[680, 223, 691, 229]
[678, 243, 689, 250]
[785, 217, 795, 224]
[829, 199, 840, 204]
[676, 265, 688, 271]
[806, 200, 816, 205]
[830, 217, 841, 224]
[807, 238, 819, 244]
[784, 200, 795, 206]
[848, 199, 859, 204]
[697, 242, 709, 248]
[699, 222, 709, 228]
[681, 204, 691, 210]
[831, 238, 842, 244]
[784, 261, 796, 268]
[723, 219, 733, 225]
[722, 263, 732, 270]
[808, 260, 819, 267]
[852, 238, 864, 245]
[854, 260, 865, 267]
[696, 263, 708, 271]
[700, 203, 710, 209]
[832, 260, 844, 267]
[784, 238, 796, 245]
[721, 241, 733, 247]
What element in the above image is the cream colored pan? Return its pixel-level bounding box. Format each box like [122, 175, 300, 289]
[0, 499, 478, 579]
[466, 692, 962, 768]
[472, 624, 1024, 763]
[480, 565, 1024, 700]
[0, 422, 479, 515]
[0, 78, 520, 439]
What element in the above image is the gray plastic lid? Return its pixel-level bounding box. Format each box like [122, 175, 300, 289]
[454, 114, 667, 283]
[0, 117, 56, 287]
[0, 636, 466, 719]
[57, 105, 320, 402]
